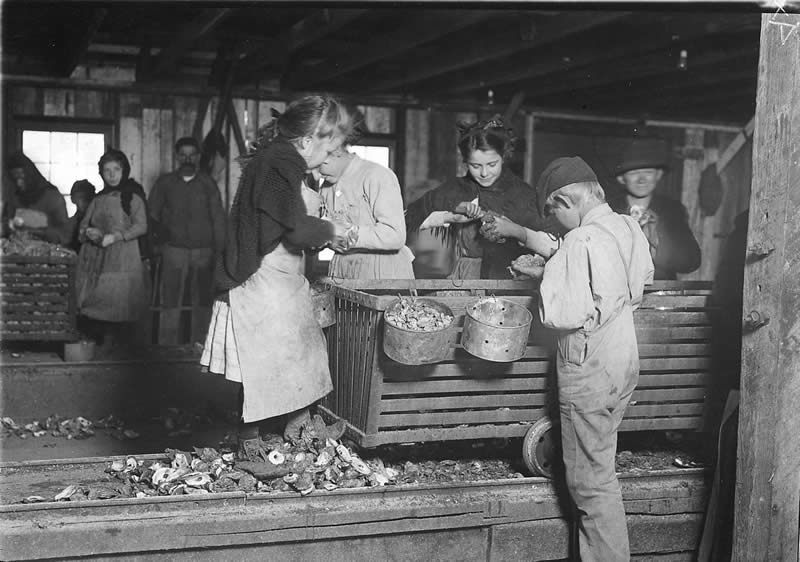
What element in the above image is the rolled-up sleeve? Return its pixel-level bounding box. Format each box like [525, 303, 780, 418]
[538, 234, 595, 331]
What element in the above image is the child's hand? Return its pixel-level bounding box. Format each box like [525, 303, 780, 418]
[510, 254, 546, 280]
[453, 200, 484, 219]
[85, 227, 103, 244]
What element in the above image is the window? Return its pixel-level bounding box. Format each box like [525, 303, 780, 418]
[349, 145, 391, 168]
[16, 121, 112, 216]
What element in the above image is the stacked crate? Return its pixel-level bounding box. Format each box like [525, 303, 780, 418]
[1, 255, 78, 341]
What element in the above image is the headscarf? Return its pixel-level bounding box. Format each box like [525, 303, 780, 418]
[97, 149, 145, 216]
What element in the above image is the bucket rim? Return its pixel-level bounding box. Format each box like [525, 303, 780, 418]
[465, 297, 533, 329]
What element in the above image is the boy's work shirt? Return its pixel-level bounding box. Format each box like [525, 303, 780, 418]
[539, 203, 654, 399]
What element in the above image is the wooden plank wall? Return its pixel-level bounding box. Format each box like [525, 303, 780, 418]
[3, 83, 752, 280]
[4, 86, 396, 211]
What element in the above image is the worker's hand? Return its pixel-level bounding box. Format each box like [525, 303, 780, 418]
[509, 262, 545, 280]
[453, 200, 484, 220]
[101, 233, 122, 248]
[10, 216, 25, 229]
[420, 211, 452, 229]
[482, 214, 525, 241]
[330, 220, 351, 253]
[85, 227, 103, 244]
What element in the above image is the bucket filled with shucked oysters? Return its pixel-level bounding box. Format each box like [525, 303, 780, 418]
[383, 297, 454, 365]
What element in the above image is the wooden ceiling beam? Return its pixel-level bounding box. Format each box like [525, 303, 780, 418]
[551, 64, 757, 110]
[237, 9, 369, 72]
[521, 43, 756, 100]
[436, 16, 755, 95]
[285, 10, 496, 90]
[150, 8, 234, 78]
[54, 7, 108, 77]
[367, 11, 629, 93]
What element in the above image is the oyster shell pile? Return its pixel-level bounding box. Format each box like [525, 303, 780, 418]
[385, 298, 452, 332]
[0, 232, 75, 258]
[2, 415, 95, 440]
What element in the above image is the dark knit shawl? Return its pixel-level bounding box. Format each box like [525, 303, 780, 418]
[406, 168, 560, 278]
[217, 139, 307, 289]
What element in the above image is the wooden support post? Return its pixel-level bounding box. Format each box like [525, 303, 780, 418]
[524, 113, 535, 185]
[733, 13, 800, 562]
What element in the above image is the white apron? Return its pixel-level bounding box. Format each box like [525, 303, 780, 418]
[201, 242, 333, 422]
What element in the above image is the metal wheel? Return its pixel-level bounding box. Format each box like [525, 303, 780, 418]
[522, 417, 556, 478]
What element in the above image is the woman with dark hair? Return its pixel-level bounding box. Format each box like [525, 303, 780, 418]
[201, 95, 355, 459]
[405, 116, 551, 279]
[4, 151, 71, 244]
[75, 149, 149, 348]
[318, 107, 414, 279]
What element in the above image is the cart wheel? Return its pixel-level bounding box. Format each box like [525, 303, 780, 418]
[522, 417, 555, 478]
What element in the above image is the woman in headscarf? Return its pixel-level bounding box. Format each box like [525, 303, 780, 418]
[201, 95, 355, 459]
[318, 107, 414, 279]
[4, 151, 71, 245]
[75, 149, 149, 348]
[405, 116, 554, 279]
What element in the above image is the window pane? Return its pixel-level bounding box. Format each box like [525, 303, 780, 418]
[36, 163, 51, 184]
[64, 195, 77, 218]
[77, 165, 102, 193]
[22, 130, 51, 163]
[51, 132, 78, 164]
[50, 163, 76, 194]
[77, 133, 105, 164]
[350, 145, 390, 168]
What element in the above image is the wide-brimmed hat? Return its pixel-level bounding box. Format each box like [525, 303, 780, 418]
[615, 140, 669, 176]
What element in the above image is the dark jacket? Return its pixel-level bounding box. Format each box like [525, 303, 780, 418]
[148, 170, 226, 252]
[608, 191, 701, 280]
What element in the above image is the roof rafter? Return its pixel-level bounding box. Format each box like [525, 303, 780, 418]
[286, 10, 496, 90]
[150, 8, 234, 78]
[367, 11, 629, 93]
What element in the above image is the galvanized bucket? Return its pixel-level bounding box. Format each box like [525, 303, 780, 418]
[383, 298, 454, 365]
[462, 297, 532, 362]
[312, 288, 336, 329]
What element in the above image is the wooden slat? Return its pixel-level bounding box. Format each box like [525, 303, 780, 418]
[43, 88, 75, 116]
[2, 303, 68, 313]
[0, 285, 68, 294]
[1, 294, 67, 303]
[119, 94, 143, 186]
[373, 424, 530, 444]
[639, 294, 711, 308]
[619, 417, 704, 432]
[141, 106, 162, 197]
[625, 403, 705, 418]
[636, 372, 710, 388]
[631, 388, 707, 402]
[381, 377, 547, 396]
[383, 360, 551, 380]
[3, 313, 69, 322]
[160, 108, 175, 175]
[635, 326, 712, 342]
[637, 343, 711, 357]
[378, 408, 542, 428]
[634, 311, 710, 325]
[639, 357, 711, 371]
[381, 393, 547, 413]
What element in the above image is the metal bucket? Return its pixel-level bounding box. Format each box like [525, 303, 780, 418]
[312, 289, 336, 328]
[462, 297, 532, 362]
[383, 298, 454, 365]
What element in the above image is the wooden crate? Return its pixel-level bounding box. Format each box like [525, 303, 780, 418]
[321, 279, 714, 448]
[1, 255, 78, 341]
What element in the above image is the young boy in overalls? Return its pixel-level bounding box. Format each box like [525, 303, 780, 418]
[507, 157, 655, 561]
